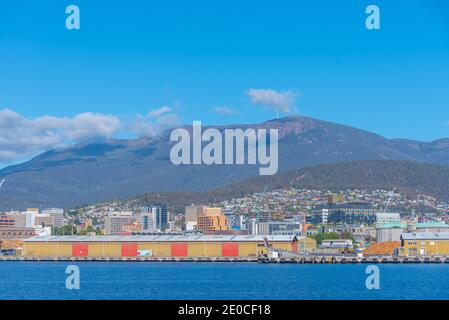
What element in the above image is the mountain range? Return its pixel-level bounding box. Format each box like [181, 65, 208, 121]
[1, 116, 449, 209]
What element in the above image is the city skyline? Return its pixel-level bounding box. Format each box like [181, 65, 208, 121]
[3, 0, 449, 304]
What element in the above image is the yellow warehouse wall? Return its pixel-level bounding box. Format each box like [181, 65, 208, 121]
[188, 242, 206, 256]
[402, 239, 449, 256]
[153, 243, 171, 256]
[204, 242, 221, 256]
[88, 243, 105, 256]
[23, 238, 317, 257]
[57, 243, 72, 256]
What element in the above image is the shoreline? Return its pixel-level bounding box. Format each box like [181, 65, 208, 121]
[2, 255, 449, 264]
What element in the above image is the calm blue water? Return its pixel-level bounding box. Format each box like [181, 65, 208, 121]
[0, 262, 448, 300]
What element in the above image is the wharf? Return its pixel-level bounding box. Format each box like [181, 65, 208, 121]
[1, 255, 449, 263]
[0, 256, 258, 263]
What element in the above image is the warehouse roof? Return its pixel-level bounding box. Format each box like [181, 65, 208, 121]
[416, 221, 448, 228]
[23, 234, 303, 243]
[376, 222, 406, 229]
[401, 232, 449, 240]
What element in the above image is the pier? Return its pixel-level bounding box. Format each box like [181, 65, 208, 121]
[2, 255, 449, 263]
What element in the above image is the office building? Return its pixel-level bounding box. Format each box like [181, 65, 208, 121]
[185, 205, 205, 223]
[155, 204, 169, 232]
[34, 214, 52, 227]
[376, 212, 401, 225]
[257, 221, 302, 236]
[185, 206, 223, 232]
[197, 208, 229, 233]
[328, 194, 345, 205]
[42, 208, 64, 227]
[25, 208, 39, 228]
[6, 213, 27, 228]
[140, 205, 169, 232]
[311, 203, 379, 225]
[104, 212, 132, 235]
[0, 213, 15, 228]
[0, 228, 35, 240]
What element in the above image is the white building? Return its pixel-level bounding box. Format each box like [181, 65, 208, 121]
[257, 221, 302, 236]
[25, 208, 39, 228]
[321, 239, 353, 249]
[185, 221, 197, 231]
[248, 218, 258, 235]
[314, 208, 329, 224]
[376, 212, 401, 225]
[34, 226, 52, 236]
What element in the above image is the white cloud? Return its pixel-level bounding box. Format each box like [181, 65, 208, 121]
[213, 106, 238, 116]
[0, 108, 121, 163]
[147, 106, 172, 118]
[247, 88, 297, 113]
[129, 106, 180, 138]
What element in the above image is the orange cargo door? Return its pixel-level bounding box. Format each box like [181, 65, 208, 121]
[171, 243, 188, 256]
[222, 243, 239, 256]
[121, 243, 138, 257]
[72, 243, 88, 257]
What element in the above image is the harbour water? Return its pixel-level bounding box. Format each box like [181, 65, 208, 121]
[0, 262, 448, 300]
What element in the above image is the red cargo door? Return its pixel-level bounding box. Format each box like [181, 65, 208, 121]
[72, 243, 88, 257]
[121, 243, 138, 257]
[171, 243, 188, 256]
[222, 243, 239, 256]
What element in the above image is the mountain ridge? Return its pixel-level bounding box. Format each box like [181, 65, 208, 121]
[1, 115, 449, 209]
[135, 160, 449, 213]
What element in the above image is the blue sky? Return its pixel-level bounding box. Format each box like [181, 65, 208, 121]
[0, 0, 449, 164]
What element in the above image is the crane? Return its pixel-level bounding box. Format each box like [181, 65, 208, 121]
[383, 189, 395, 212]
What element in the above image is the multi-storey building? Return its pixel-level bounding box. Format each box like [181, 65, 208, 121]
[0, 213, 15, 228]
[42, 208, 64, 227]
[311, 203, 379, 225]
[0, 228, 35, 240]
[257, 221, 302, 236]
[34, 214, 53, 227]
[104, 212, 132, 235]
[185, 206, 222, 231]
[376, 212, 401, 225]
[139, 205, 169, 232]
[6, 213, 27, 228]
[197, 208, 229, 233]
[25, 208, 39, 228]
[156, 204, 169, 232]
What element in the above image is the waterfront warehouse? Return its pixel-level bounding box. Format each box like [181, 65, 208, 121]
[22, 234, 316, 257]
[400, 232, 449, 256]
